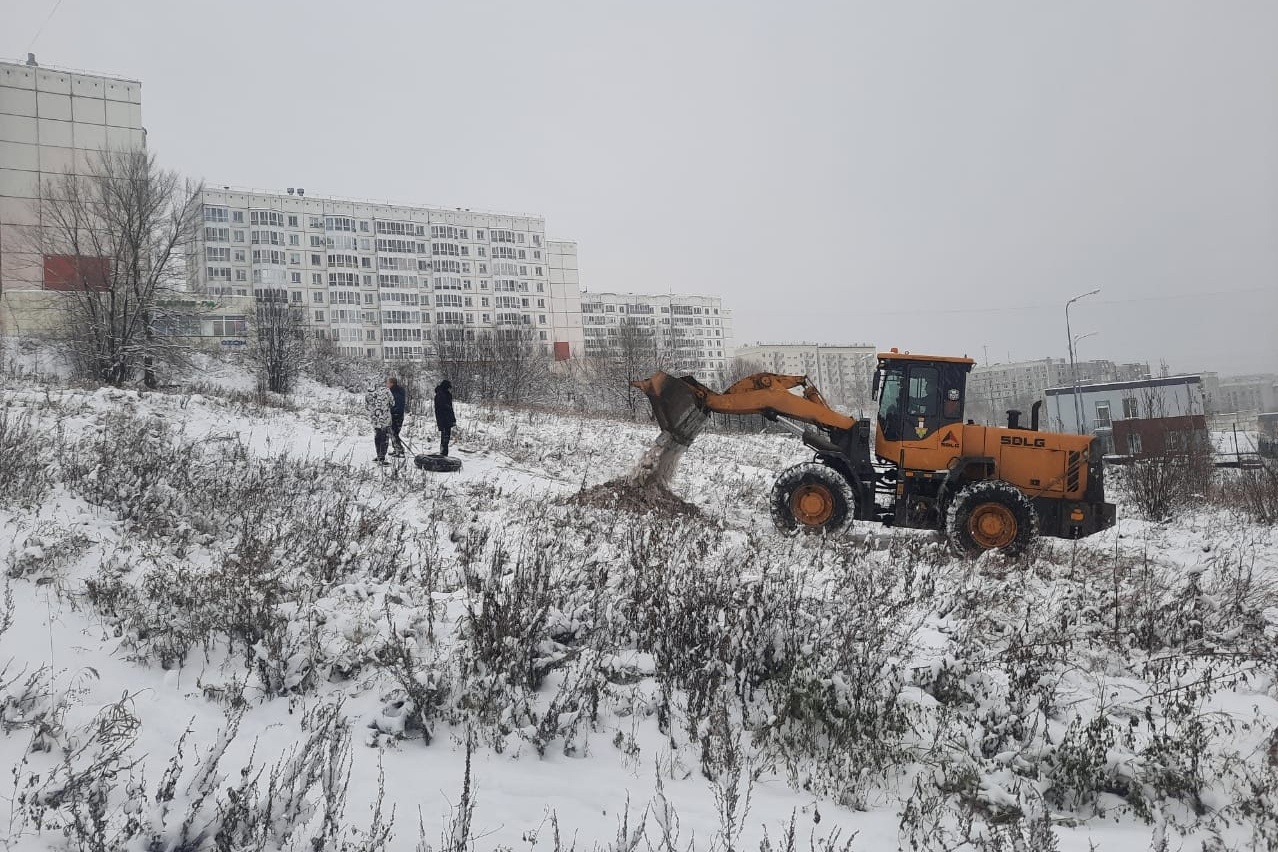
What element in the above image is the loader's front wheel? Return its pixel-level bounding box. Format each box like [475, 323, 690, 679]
[946, 480, 1039, 557]
[771, 463, 855, 534]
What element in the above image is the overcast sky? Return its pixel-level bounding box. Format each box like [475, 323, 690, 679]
[8, 1, 1277, 376]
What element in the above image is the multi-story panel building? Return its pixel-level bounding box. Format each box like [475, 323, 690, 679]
[578, 291, 732, 380]
[734, 342, 877, 414]
[0, 56, 145, 333]
[189, 187, 574, 361]
[546, 240, 584, 360]
[968, 357, 1149, 427]
[1216, 374, 1278, 415]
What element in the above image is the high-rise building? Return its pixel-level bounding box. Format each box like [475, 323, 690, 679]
[189, 187, 583, 361]
[0, 56, 145, 333]
[733, 342, 877, 414]
[546, 240, 584, 360]
[578, 291, 733, 380]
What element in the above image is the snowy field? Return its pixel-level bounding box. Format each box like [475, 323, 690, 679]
[2, 360, 1278, 851]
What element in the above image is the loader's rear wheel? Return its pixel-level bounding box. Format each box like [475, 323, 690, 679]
[771, 463, 855, 534]
[946, 480, 1039, 557]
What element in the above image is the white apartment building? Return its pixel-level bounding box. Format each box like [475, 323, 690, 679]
[579, 291, 732, 380]
[968, 357, 1149, 426]
[1217, 374, 1278, 415]
[546, 240, 584, 359]
[190, 187, 583, 361]
[734, 342, 877, 414]
[0, 56, 146, 333]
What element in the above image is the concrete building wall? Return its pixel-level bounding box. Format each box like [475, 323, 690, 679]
[546, 240, 584, 359]
[1046, 375, 1206, 453]
[578, 290, 732, 381]
[191, 187, 565, 362]
[1217, 374, 1278, 415]
[0, 58, 144, 304]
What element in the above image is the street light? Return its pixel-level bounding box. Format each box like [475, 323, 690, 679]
[1072, 331, 1098, 354]
[1066, 289, 1100, 434]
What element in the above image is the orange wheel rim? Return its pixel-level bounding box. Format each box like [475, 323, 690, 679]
[969, 503, 1017, 549]
[793, 484, 835, 526]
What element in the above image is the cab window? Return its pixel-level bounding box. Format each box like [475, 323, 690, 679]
[906, 367, 939, 416]
[877, 369, 903, 440]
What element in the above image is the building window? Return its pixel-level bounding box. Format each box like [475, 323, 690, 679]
[1122, 397, 1139, 419]
[1094, 402, 1112, 429]
[1127, 432, 1143, 455]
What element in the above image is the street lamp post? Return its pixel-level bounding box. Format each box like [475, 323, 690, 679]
[1065, 289, 1100, 434]
[1072, 331, 1098, 357]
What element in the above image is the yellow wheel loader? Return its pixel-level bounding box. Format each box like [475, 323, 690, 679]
[633, 350, 1116, 556]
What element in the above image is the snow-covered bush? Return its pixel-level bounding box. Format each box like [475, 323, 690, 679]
[0, 406, 54, 509]
[1213, 463, 1278, 525]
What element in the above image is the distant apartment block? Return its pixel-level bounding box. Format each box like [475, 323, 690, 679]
[189, 187, 584, 361]
[1216, 374, 1278, 415]
[968, 357, 1149, 426]
[734, 342, 877, 413]
[579, 291, 732, 379]
[0, 56, 145, 333]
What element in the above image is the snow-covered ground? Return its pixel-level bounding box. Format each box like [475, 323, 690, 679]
[2, 364, 1277, 851]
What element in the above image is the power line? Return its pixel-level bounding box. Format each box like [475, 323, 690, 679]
[28, 0, 67, 53]
[767, 286, 1271, 318]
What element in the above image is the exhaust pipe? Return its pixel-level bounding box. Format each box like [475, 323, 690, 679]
[1031, 400, 1042, 431]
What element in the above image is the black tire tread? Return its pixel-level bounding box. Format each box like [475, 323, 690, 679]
[945, 479, 1039, 557]
[770, 462, 856, 534]
[415, 454, 463, 472]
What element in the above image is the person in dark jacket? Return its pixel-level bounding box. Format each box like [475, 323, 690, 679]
[386, 376, 407, 457]
[433, 379, 456, 456]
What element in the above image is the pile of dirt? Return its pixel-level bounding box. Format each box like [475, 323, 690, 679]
[567, 429, 704, 517]
[630, 431, 687, 490]
[569, 478, 702, 517]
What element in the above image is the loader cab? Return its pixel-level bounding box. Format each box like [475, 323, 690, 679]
[873, 352, 974, 461]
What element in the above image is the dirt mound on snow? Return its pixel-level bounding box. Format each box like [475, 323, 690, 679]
[567, 429, 704, 517]
[569, 479, 702, 517]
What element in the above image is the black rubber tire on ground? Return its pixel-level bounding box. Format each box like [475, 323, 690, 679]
[415, 454, 462, 473]
[770, 463, 856, 534]
[945, 479, 1039, 557]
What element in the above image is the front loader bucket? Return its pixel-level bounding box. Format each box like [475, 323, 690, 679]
[631, 372, 710, 446]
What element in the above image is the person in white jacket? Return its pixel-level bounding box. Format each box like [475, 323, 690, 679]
[363, 381, 394, 464]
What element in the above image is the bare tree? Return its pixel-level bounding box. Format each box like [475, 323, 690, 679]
[493, 328, 551, 404]
[586, 321, 672, 419]
[1118, 383, 1214, 520]
[251, 290, 308, 393]
[25, 149, 203, 387]
[433, 327, 553, 405]
[724, 356, 765, 386]
[434, 329, 477, 402]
